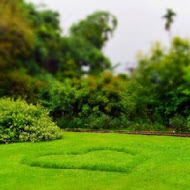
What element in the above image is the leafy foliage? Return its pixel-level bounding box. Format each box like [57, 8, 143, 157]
[57, 36, 111, 78]
[0, 99, 62, 143]
[70, 11, 117, 49]
[0, 0, 34, 70]
[0, 70, 46, 103]
[132, 37, 190, 131]
[22, 5, 115, 77]
[39, 73, 134, 129]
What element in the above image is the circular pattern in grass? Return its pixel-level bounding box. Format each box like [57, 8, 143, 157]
[24, 147, 147, 173]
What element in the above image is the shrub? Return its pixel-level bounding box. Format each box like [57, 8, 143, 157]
[38, 73, 169, 131]
[187, 117, 190, 132]
[0, 99, 62, 143]
[169, 115, 188, 132]
[128, 121, 165, 132]
[0, 70, 46, 103]
[39, 73, 135, 130]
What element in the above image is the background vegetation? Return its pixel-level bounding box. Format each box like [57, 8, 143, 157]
[1, 0, 190, 138]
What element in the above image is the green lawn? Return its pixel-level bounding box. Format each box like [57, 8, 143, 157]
[0, 132, 190, 190]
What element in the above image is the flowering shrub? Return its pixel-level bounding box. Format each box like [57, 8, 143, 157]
[0, 99, 62, 143]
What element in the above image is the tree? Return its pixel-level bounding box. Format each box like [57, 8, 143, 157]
[132, 37, 190, 128]
[0, 0, 34, 70]
[63, 11, 118, 77]
[162, 9, 176, 42]
[21, 5, 114, 77]
[70, 11, 117, 49]
[57, 36, 111, 78]
[21, 3, 62, 74]
[0, 1, 117, 79]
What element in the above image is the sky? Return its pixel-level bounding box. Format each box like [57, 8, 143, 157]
[28, 0, 190, 72]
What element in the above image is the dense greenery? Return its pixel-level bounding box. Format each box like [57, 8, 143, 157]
[0, 0, 190, 133]
[0, 132, 190, 189]
[132, 38, 190, 131]
[70, 11, 117, 49]
[39, 73, 134, 129]
[0, 99, 62, 143]
[0, 0, 34, 70]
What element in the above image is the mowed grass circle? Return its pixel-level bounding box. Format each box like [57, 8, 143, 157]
[23, 147, 147, 173]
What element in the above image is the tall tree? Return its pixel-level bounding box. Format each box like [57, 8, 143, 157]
[162, 9, 176, 42]
[70, 11, 117, 49]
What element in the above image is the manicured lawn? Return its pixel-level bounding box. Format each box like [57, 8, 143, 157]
[0, 132, 190, 190]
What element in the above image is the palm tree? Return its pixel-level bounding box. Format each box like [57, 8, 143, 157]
[162, 9, 176, 42]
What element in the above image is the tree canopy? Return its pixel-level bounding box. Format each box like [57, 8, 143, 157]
[70, 11, 118, 49]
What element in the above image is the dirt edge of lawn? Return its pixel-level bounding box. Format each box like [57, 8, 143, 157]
[64, 129, 190, 138]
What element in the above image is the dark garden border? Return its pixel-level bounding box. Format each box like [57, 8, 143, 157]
[64, 129, 190, 137]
